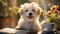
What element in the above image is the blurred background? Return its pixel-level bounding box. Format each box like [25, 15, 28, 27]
[0, 0, 60, 29]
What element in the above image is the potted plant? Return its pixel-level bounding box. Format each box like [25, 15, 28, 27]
[47, 5, 59, 25]
[0, 6, 19, 29]
[43, 9, 59, 31]
[0, 0, 20, 29]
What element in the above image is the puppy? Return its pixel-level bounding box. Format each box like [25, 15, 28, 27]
[15, 2, 43, 33]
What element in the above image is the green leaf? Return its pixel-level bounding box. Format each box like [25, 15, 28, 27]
[0, 0, 2, 3]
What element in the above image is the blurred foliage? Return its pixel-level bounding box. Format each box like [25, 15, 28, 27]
[54, 0, 60, 4]
[54, 0, 60, 10]
[19, 0, 27, 4]
[0, 0, 20, 18]
[4, 6, 19, 18]
[8, 6, 19, 15]
[0, 0, 2, 3]
[17, 0, 29, 6]
[18, 0, 27, 5]
[47, 14, 57, 23]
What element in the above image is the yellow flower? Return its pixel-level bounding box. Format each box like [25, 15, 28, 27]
[50, 5, 59, 11]
[53, 10, 59, 15]
[47, 11, 52, 17]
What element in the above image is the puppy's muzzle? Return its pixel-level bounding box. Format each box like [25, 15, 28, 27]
[29, 13, 32, 16]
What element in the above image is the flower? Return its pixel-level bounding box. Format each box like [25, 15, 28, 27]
[53, 10, 59, 15]
[50, 5, 59, 11]
[47, 11, 52, 17]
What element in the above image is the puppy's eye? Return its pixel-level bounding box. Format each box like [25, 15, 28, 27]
[25, 10, 28, 12]
[32, 9, 35, 12]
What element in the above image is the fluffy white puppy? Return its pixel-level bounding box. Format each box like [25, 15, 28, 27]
[15, 2, 43, 32]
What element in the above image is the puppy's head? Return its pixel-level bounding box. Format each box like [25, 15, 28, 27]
[19, 2, 41, 20]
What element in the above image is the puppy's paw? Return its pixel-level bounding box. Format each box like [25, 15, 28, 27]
[15, 26, 20, 30]
[37, 31, 43, 34]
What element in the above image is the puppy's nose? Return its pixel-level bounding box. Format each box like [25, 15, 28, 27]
[29, 13, 32, 16]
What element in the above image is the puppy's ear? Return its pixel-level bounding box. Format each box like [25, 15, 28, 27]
[37, 7, 41, 15]
[18, 8, 23, 15]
